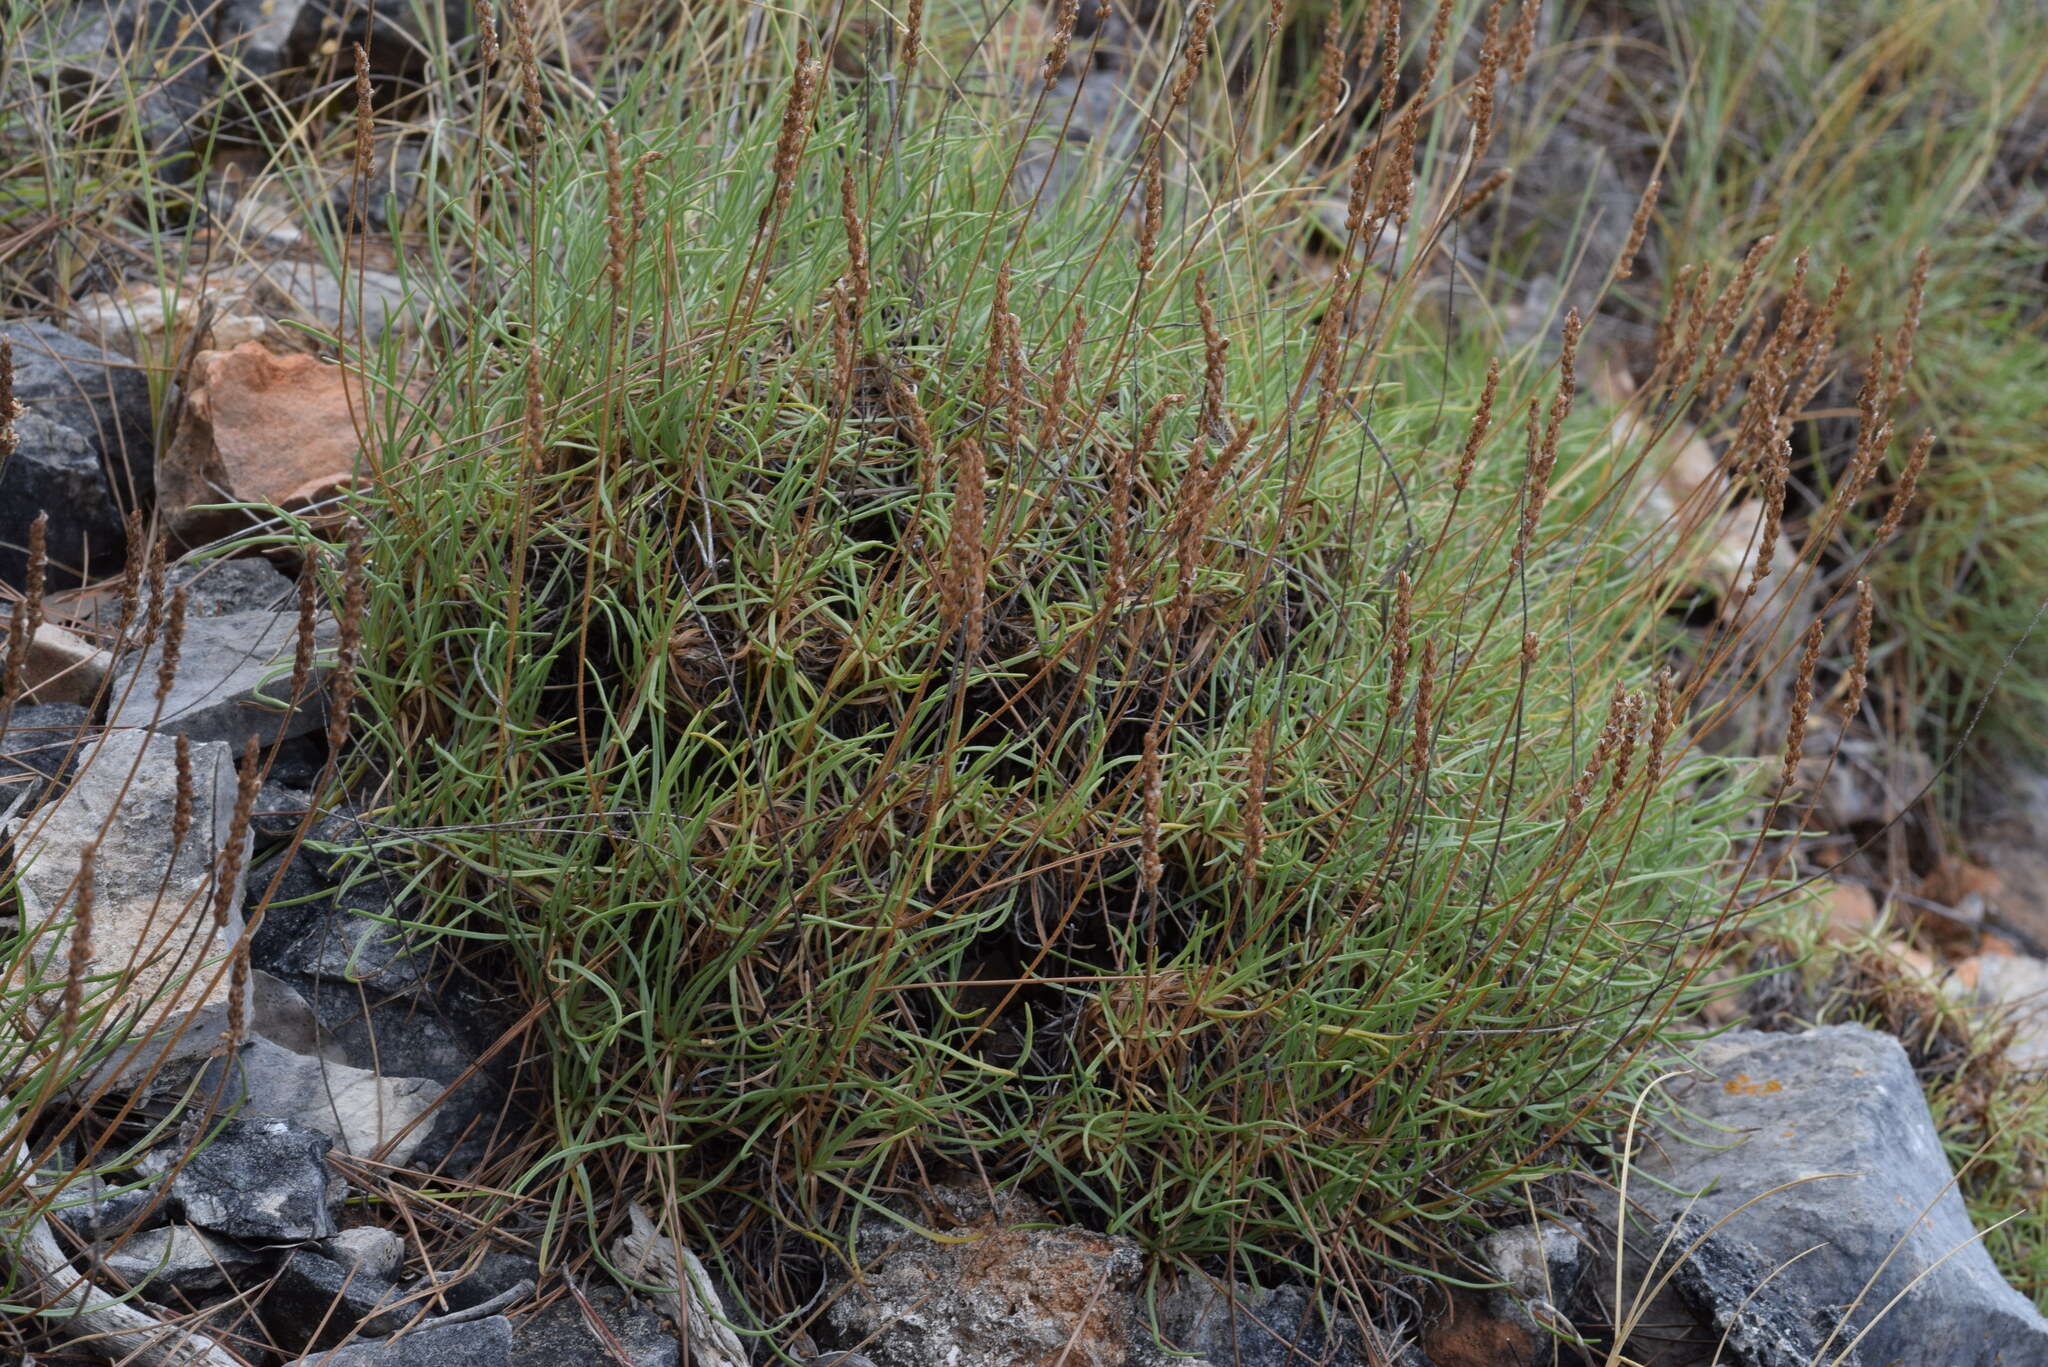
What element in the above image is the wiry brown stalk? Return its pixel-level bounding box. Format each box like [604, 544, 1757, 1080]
[1409, 640, 1437, 779]
[1139, 725, 1165, 895]
[1040, 307, 1088, 448]
[1455, 168, 1511, 220]
[1452, 359, 1500, 497]
[1617, 176, 1658, 279]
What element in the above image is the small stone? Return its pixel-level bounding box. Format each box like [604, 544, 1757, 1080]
[1152, 1280, 1368, 1367]
[251, 830, 429, 997]
[1480, 1219, 1584, 1334]
[171, 556, 300, 617]
[168, 1115, 344, 1243]
[283, 1314, 513, 1367]
[1950, 953, 2048, 1070]
[110, 606, 337, 749]
[323, 1227, 406, 1283]
[438, 1250, 542, 1312]
[9, 622, 110, 706]
[98, 1223, 266, 1295]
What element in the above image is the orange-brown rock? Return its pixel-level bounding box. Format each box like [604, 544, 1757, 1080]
[158, 343, 376, 545]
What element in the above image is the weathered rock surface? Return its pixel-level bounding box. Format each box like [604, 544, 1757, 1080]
[1664, 1213, 1852, 1367]
[110, 604, 335, 748]
[167, 1114, 344, 1243]
[99, 1223, 265, 1294]
[1153, 1279, 1373, 1367]
[509, 1284, 679, 1367]
[284, 1314, 514, 1367]
[0, 701, 91, 816]
[825, 1185, 1146, 1367]
[156, 343, 378, 544]
[44, 1169, 167, 1243]
[0, 320, 154, 587]
[12, 727, 250, 1067]
[1625, 1025, 2048, 1367]
[1480, 1219, 1585, 1338]
[1952, 952, 2048, 1071]
[175, 1035, 444, 1166]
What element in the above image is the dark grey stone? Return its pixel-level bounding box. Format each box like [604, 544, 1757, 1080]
[171, 556, 300, 617]
[436, 1251, 541, 1313]
[1627, 1025, 2048, 1367]
[0, 702, 92, 816]
[168, 1115, 344, 1243]
[285, 1315, 513, 1367]
[267, 1248, 408, 1353]
[0, 320, 153, 587]
[508, 1285, 677, 1367]
[249, 827, 428, 995]
[1665, 1214, 1851, 1367]
[254, 781, 319, 842]
[285, 0, 471, 83]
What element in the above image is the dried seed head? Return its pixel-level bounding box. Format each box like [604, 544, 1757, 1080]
[902, 0, 925, 75]
[1137, 153, 1164, 275]
[1314, 9, 1345, 125]
[0, 339, 17, 460]
[215, 735, 262, 929]
[477, 3, 499, 68]
[1043, 0, 1079, 87]
[1196, 277, 1230, 439]
[1646, 665, 1676, 786]
[1409, 640, 1437, 779]
[1139, 726, 1165, 894]
[840, 165, 871, 317]
[1780, 617, 1825, 791]
[1874, 428, 1933, 542]
[1040, 306, 1088, 448]
[1888, 246, 1930, 408]
[1841, 580, 1873, 721]
[1243, 721, 1272, 873]
[1506, 0, 1541, 83]
[1617, 175, 1658, 279]
[173, 734, 194, 851]
[2, 513, 46, 700]
[1745, 434, 1790, 595]
[1453, 359, 1501, 496]
[1509, 394, 1546, 571]
[291, 561, 319, 705]
[62, 844, 97, 1033]
[1467, 0, 1507, 153]
[769, 43, 824, 224]
[507, 0, 544, 149]
[157, 588, 189, 703]
[327, 521, 369, 758]
[351, 45, 374, 181]
[603, 121, 630, 293]
[1165, 0, 1217, 115]
[948, 439, 989, 657]
[1455, 167, 1511, 220]
[1387, 570, 1413, 714]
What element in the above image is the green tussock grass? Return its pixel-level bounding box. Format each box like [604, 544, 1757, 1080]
[7, 0, 2043, 1343]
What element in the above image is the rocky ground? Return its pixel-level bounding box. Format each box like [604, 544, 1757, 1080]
[5, 2, 2048, 1366]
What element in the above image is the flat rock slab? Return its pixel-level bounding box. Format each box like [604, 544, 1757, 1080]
[0, 701, 91, 817]
[1629, 1024, 2048, 1367]
[11, 726, 250, 1071]
[168, 1114, 344, 1243]
[284, 1314, 513, 1367]
[111, 605, 335, 749]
